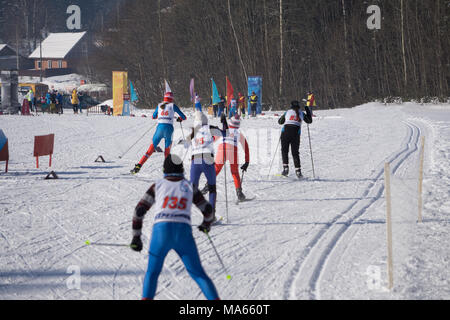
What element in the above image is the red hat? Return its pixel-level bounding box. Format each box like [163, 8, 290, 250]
[164, 92, 174, 103]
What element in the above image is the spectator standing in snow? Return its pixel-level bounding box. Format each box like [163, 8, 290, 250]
[56, 91, 64, 114]
[249, 91, 258, 117]
[78, 92, 84, 113]
[217, 95, 226, 118]
[40, 94, 47, 113]
[71, 89, 79, 114]
[45, 91, 52, 113]
[306, 91, 317, 117]
[50, 90, 57, 113]
[211, 97, 219, 118]
[238, 92, 246, 118]
[26, 89, 34, 112]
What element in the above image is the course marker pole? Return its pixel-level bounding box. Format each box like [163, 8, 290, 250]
[384, 163, 394, 290]
[418, 136, 425, 223]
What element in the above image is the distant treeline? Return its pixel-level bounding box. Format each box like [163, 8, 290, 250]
[2, 0, 448, 109]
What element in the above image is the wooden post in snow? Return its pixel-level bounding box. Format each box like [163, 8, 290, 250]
[384, 162, 394, 290]
[418, 136, 425, 223]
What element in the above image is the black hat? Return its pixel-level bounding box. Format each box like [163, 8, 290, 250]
[163, 154, 184, 176]
[291, 100, 300, 108]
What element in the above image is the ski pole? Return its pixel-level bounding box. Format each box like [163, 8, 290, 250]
[84, 240, 136, 249]
[268, 134, 282, 179]
[241, 169, 246, 187]
[223, 147, 229, 223]
[118, 123, 157, 159]
[179, 121, 186, 141]
[307, 124, 316, 179]
[203, 231, 231, 280]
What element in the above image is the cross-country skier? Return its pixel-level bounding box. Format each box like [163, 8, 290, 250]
[131, 92, 187, 174]
[278, 101, 313, 179]
[130, 154, 220, 300]
[228, 98, 238, 119]
[185, 111, 225, 215]
[194, 93, 202, 112]
[205, 114, 250, 201]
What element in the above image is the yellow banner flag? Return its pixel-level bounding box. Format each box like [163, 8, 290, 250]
[113, 71, 128, 116]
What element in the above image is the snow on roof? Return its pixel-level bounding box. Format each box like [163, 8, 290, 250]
[77, 83, 109, 93]
[29, 32, 87, 59]
[0, 44, 15, 53]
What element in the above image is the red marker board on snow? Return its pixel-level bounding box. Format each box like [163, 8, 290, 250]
[34, 134, 54, 168]
[0, 140, 9, 173]
[22, 99, 31, 115]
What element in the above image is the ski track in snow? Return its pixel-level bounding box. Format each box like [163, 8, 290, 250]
[0, 104, 449, 300]
[287, 120, 422, 300]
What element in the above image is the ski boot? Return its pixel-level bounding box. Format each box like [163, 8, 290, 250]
[200, 183, 210, 195]
[236, 188, 246, 202]
[295, 168, 303, 179]
[131, 163, 142, 175]
[281, 165, 289, 177]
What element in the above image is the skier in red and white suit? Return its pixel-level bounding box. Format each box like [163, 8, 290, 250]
[214, 114, 250, 201]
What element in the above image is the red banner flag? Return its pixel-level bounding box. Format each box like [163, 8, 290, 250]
[226, 76, 234, 107]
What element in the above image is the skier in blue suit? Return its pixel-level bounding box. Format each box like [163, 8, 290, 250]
[130, 154, 220, 300]
[228, 98, 238, 119]
[131, 92, 187, 174]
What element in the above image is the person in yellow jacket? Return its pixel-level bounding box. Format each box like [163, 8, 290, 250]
[249, 92, 258, 117]
[71, 89, 80, 114]
[306, 92, 316, 117]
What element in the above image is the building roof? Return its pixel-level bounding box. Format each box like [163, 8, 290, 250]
[29, 32, 87, 59]
[0, 44, 15, 55]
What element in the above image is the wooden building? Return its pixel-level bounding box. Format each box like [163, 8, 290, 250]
[27, 32, 87, 76]
[0, 44, 34, 71]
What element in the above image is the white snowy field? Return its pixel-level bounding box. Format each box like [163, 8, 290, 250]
[0, 102, 449, 300]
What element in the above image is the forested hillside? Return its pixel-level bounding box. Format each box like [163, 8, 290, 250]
[0, 0, 122, 55]
[1, 0, 448, 109]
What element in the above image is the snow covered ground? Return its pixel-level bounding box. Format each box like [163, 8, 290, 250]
[0, 102, 449, 300]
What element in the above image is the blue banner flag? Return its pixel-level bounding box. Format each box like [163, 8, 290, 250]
[211, 79, 221, 105]
[130, 81, 138, 102]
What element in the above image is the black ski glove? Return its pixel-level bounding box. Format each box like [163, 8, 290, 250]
[241, 162, 249, 172]
[304, 106, 313, 123]
[198, 220, 212, 233]
[176, 117, 183, 122]
[130, 236, 143, 252]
